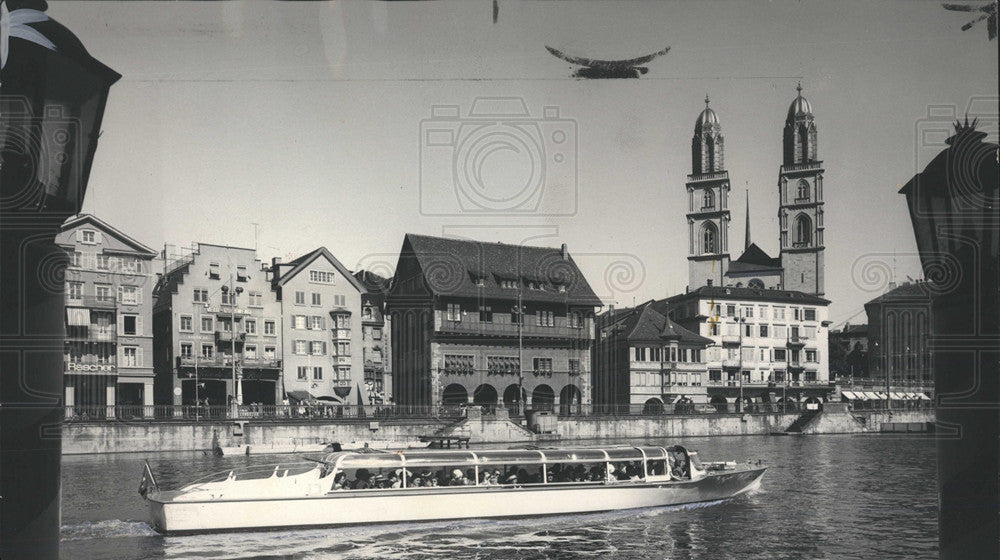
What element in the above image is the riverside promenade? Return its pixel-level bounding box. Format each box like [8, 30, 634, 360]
[61, 403, 935, 455]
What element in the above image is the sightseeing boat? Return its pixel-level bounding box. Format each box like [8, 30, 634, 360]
[141, 445, 765, 534]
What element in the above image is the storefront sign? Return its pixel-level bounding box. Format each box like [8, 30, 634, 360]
[66, 362, 116, 374]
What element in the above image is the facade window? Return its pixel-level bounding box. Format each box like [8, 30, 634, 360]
[245, 319, 256, 334]
[775, 325, 787, 339]
[726, 304, 736, 316]
[335, 367, 351, 381]
[294, 315, 307, 329]
[122, 346, 139, 367]
[805, 371, 817, 382]
[773, 307, 785, 320]
[245, 345, 257, 359]
[500, 279, 518, 289]
[363, 306, 373, 319]
[795, 215, 812, 246]
[194, 289, 208, 303]
[568, 312, 583, 328]
[297, 366, 308, 380]
[511, 305, 522, 324]
[119, 285, 139, 305]
[248, 291, 262, 306]
[742, 306, 754, 319]
[96, 254, 110, 270]
[759, 325, 769, 338]
[221, 291, 233, 306]
[804, 326, 815, 339]
[332, 314, 350, 329]
[804, 308, 816, 321]
[335, 341, 350, 356]
[757, 305, 768, 319]
[373, 328, 382, 340]
[180, 343, 192, 358]
[444, 354, 475, 375]
[69, 251, 81, 267]
[310, 341, 326, 355]
[312, 293, 321, 306]
[760, 348, 770, 362]
[202, 344, 214, 358]
[95, 285, 112, 302]
[709, 322, 720, 336]
[236, 265, 248, 281]
[313, 366, 323, 380]
[334, 295, 345, 306]
[294, 340, 307, 355]
[81, 230, 96, 244]
[67, 282, 83, 300]
[122, 315, 138, 336]
[806, 349, 817, 362]
[487, 356, 519, 376]
[446, 303, 462, 321]
[264, 346, 275, 359]
[743, 323, 752, 337]
[536, 310, 554, 327]
[479, 305, 493, 323]
[796, 179, 810, 201]
[264, 320, 275, 335]
[793, 308, 801, 321]
[702, 189, 714, 209]
[310, 270, 335, 284]
[209, 262, 220, 279]
[295, 291, 305, 305]
[533, 357, 553, 376]
[569, 359, 581, 376]
[201, 316, 214, 332]
[180, 315, 193, 331]
[775, 348, 787, 361]
[310, 316, 324, 330]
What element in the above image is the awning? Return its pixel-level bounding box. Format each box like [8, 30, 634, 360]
[917, 392, 931, 400]
[891, 392, 906, 400]
[286, 390, 314, 403]
[67, 307, 91, 326]
[863, 391, 883, 400]
[841, 391, 861, 400]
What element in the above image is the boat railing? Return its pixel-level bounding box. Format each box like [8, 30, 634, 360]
[180, 461, 320, 487]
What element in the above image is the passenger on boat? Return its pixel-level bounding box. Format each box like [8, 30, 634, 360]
[449, 469, 466, 486]
[352, 468, 373, 489]
[671, 456, 688, 479]
[465, 469, 476, 485]
[332, 472, 347, 490]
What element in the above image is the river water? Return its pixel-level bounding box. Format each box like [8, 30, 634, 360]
[59, 435, 937, 559]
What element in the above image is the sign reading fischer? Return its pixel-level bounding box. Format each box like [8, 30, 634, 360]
[67, 363, 117, 373]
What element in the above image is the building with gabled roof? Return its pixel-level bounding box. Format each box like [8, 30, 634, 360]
[593, 300, 714, 412]
[387, 234, 601, 410]
[271, 247, 369, 405]
[354, 270, 392, 404]
[57, 214, 158, 418]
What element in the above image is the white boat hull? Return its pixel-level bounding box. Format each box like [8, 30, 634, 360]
[148, 468, 764, 534]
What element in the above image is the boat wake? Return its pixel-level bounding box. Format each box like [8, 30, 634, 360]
[61, 519, 159, 541]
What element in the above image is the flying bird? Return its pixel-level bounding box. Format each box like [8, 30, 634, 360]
[545, 45, 671, 79]
[942, 2, 998, 39]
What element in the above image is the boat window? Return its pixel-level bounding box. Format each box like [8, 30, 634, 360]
[476, 450, 545, 465]
[605, 447, 645, 461]
[540, 449, 608, 463]
[639, 447, 668, 460]
[394, 451, 478, 467]
[646, 459, 667, 476]
[688, 451, 704, 471]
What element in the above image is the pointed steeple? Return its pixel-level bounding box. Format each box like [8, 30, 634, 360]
[744, 185, 751, 251]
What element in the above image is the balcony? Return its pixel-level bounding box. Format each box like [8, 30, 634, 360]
[215, 330, 245, 344]
[787, 361, 804, 371]
[780, 161, 822, 173]
[66, 328, 117, 343]
[207, 305, 249, 317]
[66, 295, 117, 309]
[722, 359, 740, 369]
[437, 318, 592, 340]
[241, 358, 281, 369]
[787, 335, 806, 347]
[721, 335, 741, 345]
[687, 170, 729, 181]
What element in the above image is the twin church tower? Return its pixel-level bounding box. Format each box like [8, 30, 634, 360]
[685, 83, 825, 296]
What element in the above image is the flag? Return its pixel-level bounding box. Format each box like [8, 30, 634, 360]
[138, 460, 158, 498]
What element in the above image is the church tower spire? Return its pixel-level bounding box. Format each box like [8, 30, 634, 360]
[744, 186, 752, 251]
[686, 95, 731, 289]
[778, 82, 826, 295]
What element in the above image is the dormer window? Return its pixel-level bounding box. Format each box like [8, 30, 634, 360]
[500, 279, 518, 289]
[80, 230, 97, 244]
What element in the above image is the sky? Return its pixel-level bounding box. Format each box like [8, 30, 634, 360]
[52, 0, 998, 327]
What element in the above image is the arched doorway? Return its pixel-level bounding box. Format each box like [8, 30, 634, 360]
[710, 395, 729, 413]
[441, 384, 468, 405]
[503, 384, 526, 413]
[473, 384, 498, 406]
[531, 384, 555, 411]
[559, 385, 582, 416]
[643, 397, 664, 415]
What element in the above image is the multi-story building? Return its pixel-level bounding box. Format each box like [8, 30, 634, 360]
[387, 234, 601, 413]
[665, 286, 832, 410]
[829, 322, 869, 379]
[593, 300, 714, 412]
[864, 281, 933, 392]
[270, 248, 369, 405]
[153, 244, 282, 407]
[58, 215, 158, 417]
[354, 270, 392, 404]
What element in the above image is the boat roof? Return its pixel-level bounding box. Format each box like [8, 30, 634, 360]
[323, 446, 682, 470]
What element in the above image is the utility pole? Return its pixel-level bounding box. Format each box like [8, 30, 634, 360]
[517, 288, 524, 417]
[221, 277, 244, 416]
[737, 308, 744, 413]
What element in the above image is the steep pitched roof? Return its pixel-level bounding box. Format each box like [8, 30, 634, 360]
[275, 247, 367, 293]
[601, 300, 714, 346]
[728, 243, 782, 273]
[399, 234, 602, 306]
[60, 214, 157, 256]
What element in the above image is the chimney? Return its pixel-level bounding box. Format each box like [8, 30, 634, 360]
[560, 243, 568, 260]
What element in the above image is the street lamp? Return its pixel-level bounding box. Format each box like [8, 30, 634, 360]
[1, 2, 120, 557]
[899, 119, 998, 559]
